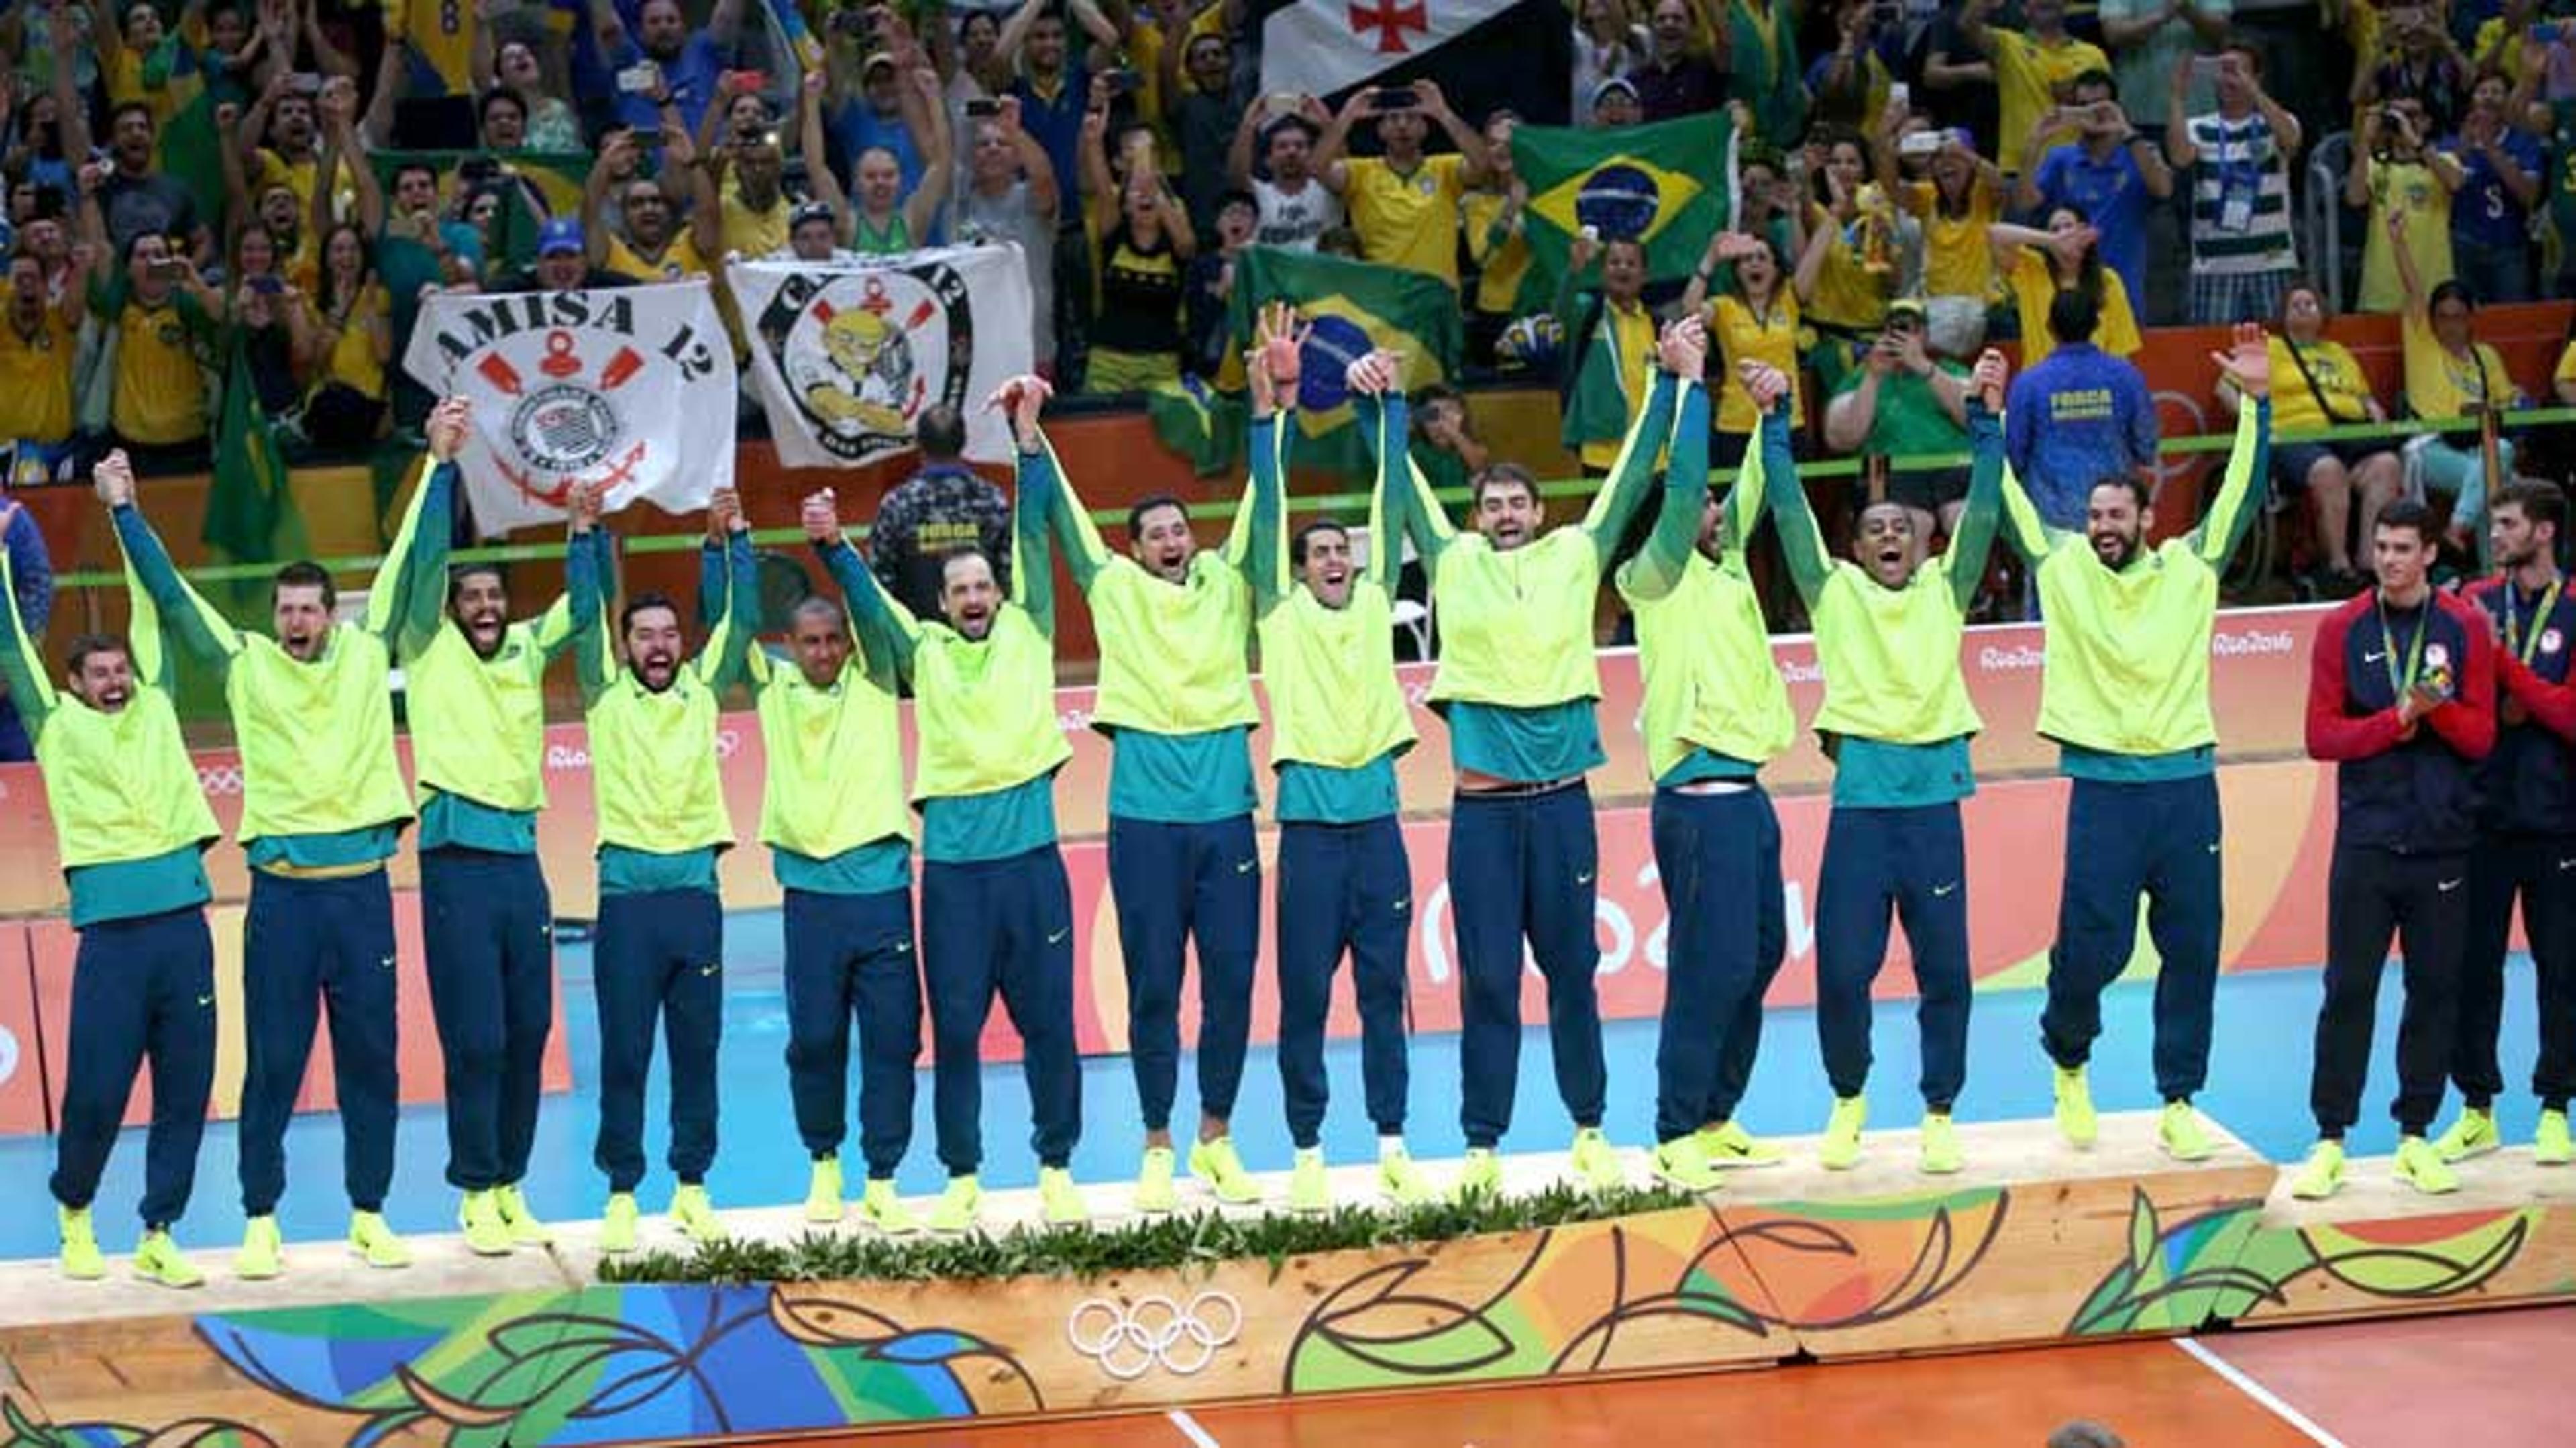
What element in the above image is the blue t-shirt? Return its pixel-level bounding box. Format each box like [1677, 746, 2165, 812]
[609, 34, 727, 137]
[2447, 129, 2544, 249]
[2033, 142, 2151, 306]
[2003, 344, 2159, 530]
[1011, 66, 1091, 227]
[833, 102, 926, 197]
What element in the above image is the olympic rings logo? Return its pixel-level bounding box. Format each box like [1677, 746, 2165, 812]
[1065, 1290, 1242, 1379]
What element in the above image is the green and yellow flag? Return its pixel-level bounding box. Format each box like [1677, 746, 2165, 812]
[1512, 112, 1733, 299]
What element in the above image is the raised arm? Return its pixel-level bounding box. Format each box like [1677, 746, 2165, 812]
[1942, 351, 2014, 612]
[1757, 379, 1830, 611]
[568, 485, 619, 707]
[902, 66, 956, 240]
[1350, 355, 1453, 582]
[806, 488, 922, 684]
[0, 509, 58, 740]
[365, 399, 468, 657]
[694, 491, 759, 696]
[1001, 376, 1064, 636]
[99, 457, 243, 672]
[1620, 322, 1716, 605]
[1038, 421, 1111, 598]
[1240, 301, 1303, 609]
[2193, 324, 2276, 566]
[1578, 366, 1682, 563]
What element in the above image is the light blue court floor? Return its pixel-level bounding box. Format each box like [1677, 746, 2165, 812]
[5, 908, 2555, 1259]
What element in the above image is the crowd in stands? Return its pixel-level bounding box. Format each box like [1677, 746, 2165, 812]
[3, 2, 2576, 637]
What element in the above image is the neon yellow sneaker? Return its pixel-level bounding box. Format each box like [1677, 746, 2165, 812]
[58, 1205, 105, 1281]
[804, 1156, 846, 1224]
[669, 1184, 726, 1243]
[1454, 1147, 1503, 1201]
[2053, 1064, 2098, 1149]
[1038, 1166, 1088, 1225]
[1819, 1096, 1867, 1170]
[2432, 1107, 2500, 1163]
[1134, 1145, 1179, 1214]
[2394, 1135, 2460, 1195]
[1697, 1119, 1784, 1168]
[928, 1176, 981, 1234]
[235, 1214, 284, 1279]
[1189, 1136, 1263, 1206]
[2159, 1102, 2215, 1162]
[2537, 1108, 2573, 1166]
[2289, 1141, 2346, 1200]
[1378, 1145, 1436, 1206]
[1288, 1148, 1330, 1213]
[495, 1184, 552, 1245]
[459, 1189, 513, 1256]
[598, 1193, 641, 1255]
[859, 1178, 922, 1235]
[1571, 1127, 1625, 1190]
[1919, 1113, 1963, 1175]
[1652, 1135, 1723, 1192]
[350, 1210, 412, 1269]
[133, 1229, 203, 1289]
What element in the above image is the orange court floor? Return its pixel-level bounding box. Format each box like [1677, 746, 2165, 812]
[739, 1304, 2572, 1448]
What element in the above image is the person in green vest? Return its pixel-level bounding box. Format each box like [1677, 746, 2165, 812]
[800, 373, 1089, 1233]
[1999, 323, 2274, 1161]
[1769, 342, 2012, 1176]
[109, 419, 456, 1280]
[11, 454, 217, 1288]
[1557, 234, 1661, 478]
[741, 522, 923, 1237]
[1244, 304, 1437, 1212]
[1370, 327, 1672, 1200]
[403, 396, 594, 1259]
[1044, 348, 1265, 1214]
[569, 482, 756, 1255]
[1613, 326, 1804, 1190]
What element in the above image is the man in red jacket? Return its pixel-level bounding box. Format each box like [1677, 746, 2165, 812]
[2295, 500, 2498, 1200]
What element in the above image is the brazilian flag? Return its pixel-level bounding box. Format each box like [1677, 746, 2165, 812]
[1183, 247, 1460, 478]
[1146, 374, 1249, 479]
[1512, 112, 1732, 299]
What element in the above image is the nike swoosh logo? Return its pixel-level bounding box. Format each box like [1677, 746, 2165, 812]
[1574, 870, 1597, 886]
[1234, 858, 1256, 874]
[700, 963, 720, 976]
[892, 939, 913, 953]
[2363, 650, 2389, 664]
[2438, 878, 2465, 893]
[196, 994, 213, 1007]
[2559, 858, 2576, 872]
[1046, 927, 1071, 945]
[2207, 843, 2222, 855]
[1393, 898, 1411, 913]
[379, 955, 396, 969]
[1933, 882, 1961, 897]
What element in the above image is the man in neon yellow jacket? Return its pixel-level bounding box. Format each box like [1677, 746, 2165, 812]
[2000, 323, 2275, 1161]
[802, 375, 1089, 1234]
[569, 482, 755, 1253]
[110, 417, 460, 1278]
[11, 453, 217, 1288]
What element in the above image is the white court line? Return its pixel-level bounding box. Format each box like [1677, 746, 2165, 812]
[2174, 1337, 2349, 1448]
[1168, 1408, 1222, 1448]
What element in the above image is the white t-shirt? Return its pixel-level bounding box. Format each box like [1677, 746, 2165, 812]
[1252, 176, 1342, 252]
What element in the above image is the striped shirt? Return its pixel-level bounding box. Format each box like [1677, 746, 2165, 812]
[2184, 111, 2299, 278]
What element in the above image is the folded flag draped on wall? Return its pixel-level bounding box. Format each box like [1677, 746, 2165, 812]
[400, 280, 738, 534]
[1170, 246, 1460, 478]
[1511, 112, 1734, 298]
[727, 245, 1038, 470]
[1255, 0, 1574, 125]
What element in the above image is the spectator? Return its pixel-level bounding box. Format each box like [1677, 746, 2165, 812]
[2524, 37, 2576, 297]
[2351, 95, 2463, 313]
[240, 71, 335, 219]
[3, 76, 80, 205]
[1907, 126, 2007, 358]
[1592, 75, 1645, 130]
[806, 65, 952, 255]
[2473, 0, 2547, 79]
[585, 129, 708, 281]
[1683, 230, 1801, 468]
[87, 231, 223, 459]
[0, 243, 94, 458]
[2003, 287, 2157, 531]
[2389, 213, 2521, 562]
[2222, 280, 2402, 597]
[2096, 0, 2231, 133]
[930, 5, 1009, 130]
[91, 0, 193, 136]
[1183, 191, 1255, 378]
[298, 221, 389, 450]
[2359, 1, 2471, 136]
[476, 23, 586, 154]
[711, 130, 794, 260]
[1923, 2, 1999, 155]
[2019, 72, 2174, 310]
[1793, 127, 1902, 389]
[1572, 0, 1650, 125]
[1960, 0, 2110, 172]
[1317, 78, 1484, 289]
[1555, 231, 1657, 476]
[497, 216, 633, 293]
[1002, 0, 1103, 382]
[1230, 103, 1342, 253]
[227, 225, 314, 421]
[2165, 38, 2303, 325]
[1155, 17, 1243, 237]
[217, 100, 316, 293]
[1733, 147, 1805, 266]
[955, 96, 1061, 374]
[1409, 381, 1490, 495]
[593, 0, 739, 138]
[783, 199, 847, 263]
[1729, 0, 1805, 146]
[347, 151, 484, 343]
[1825, 297, 1975, 544]
[0, 490, 51, 761]
[1990, 208, 2144, 366]
[1463, 109, 1533, 369]
[93, 101, 207, 260]
[1079, 109, 1195, 393]
[1627, 0, 1727, 122]
[870, 401, 1012, 623]
[2444, 69, 2541, 305]
[1806, 1, 1900, 132]
[828, 19, 930, 195]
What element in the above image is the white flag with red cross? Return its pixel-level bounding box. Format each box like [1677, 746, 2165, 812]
[1258, 0, 1523, 100]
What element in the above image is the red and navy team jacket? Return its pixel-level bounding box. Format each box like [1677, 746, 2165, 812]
[2463, 576, 2576, 838]
[2306, 589, 2498, 856]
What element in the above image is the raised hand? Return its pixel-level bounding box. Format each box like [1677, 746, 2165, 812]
[801, 488, 843, 545]
[2210, 320, 2271, 399]
[1658, 314, 1707, 380]
[1344, 349, 1402, 397]
[92, 450, 136, 510]
[706, 486, 745, 537]
[1971, 348, 2010, 411]
[1254, 300, 1308, 392]
[1739, 360, 1790, 414]
[425, 396, 472, 461]
[987, 374, 1053, 444]
[2045, 224, 2098, 269]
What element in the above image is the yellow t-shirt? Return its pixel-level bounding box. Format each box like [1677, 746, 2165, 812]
[251, 149, 356, 227]
[2553, 338, 2576, 395]
[606, 231, 710, 282]
[1126, 6, 1230, 173]
[2360, 160, 2455, 315]
[1707, 291, 1803, 433]
[2008, 247, 2142, 366]
[109, 295, 211, 445]
[1462, 189, 1531, 315]
[2402, 308, 2514, 421]
[1906, 176, 2000, 300]
[1578, 300, 1658, 470]
[1993, 30, 2110, 167]
[724, 189, 791, 260]
[1803, 201, 1894, 332]
[388, 0, 477, 97]
[317, 282, 390, 399]
[101, 45, 182, 133]
[2269, 336, 2376, 433]
[2473, 17, 2528, 81]
[1344, 154, 1468, 287]
[0, 309, 76, 445]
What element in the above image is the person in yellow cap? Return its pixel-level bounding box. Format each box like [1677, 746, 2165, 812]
[11, 452, 217, 1288]
[108, 407, 463, 1279]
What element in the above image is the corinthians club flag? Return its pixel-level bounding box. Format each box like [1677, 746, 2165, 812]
[1257, 0, 1574, 125]
[401, 280, 737, 535]
[1511, 112, 1734, 302]
[728, 246, 1037, 470]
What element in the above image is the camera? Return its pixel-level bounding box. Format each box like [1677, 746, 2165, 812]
[965, 97, 1001, 119]
[1373, 85, 1417, 111]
